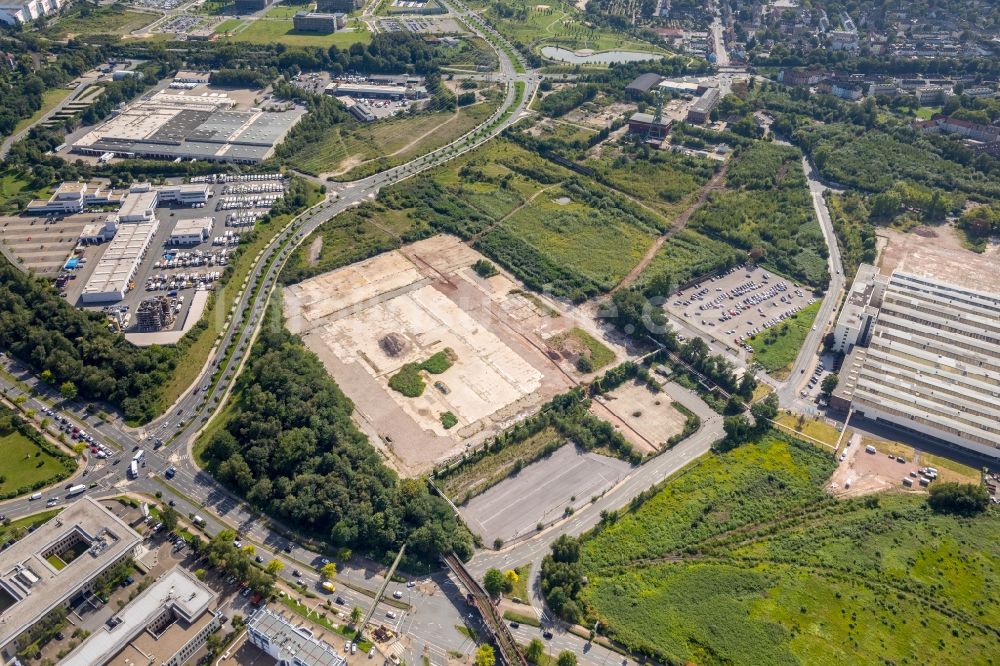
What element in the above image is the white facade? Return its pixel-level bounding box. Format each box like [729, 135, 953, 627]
[158, 183, 210, 205]
[833, 267, 1000, 460]
[832, 263, 886, 353]
[117, 190, 158, 222]
[0, 0, 62, 25]
[168, 217, 212, 245]
[81, 221, 158, 303]
[247, 608, 347, 666]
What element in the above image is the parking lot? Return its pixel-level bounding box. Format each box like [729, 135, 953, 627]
[666, 264, 818, 352]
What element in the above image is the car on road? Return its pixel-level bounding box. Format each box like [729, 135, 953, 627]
[335, 596, 345, 605]
[509, 621, 520, 629]
[292, 569, 301, 577]
[255, 555, 263, 563]
[542, 630, 553, 639]
[386, 611, 396, 619]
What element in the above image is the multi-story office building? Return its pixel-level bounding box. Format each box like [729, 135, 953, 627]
[246, 608, 347, 666]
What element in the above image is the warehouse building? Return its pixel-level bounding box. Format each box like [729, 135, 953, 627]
[292, 11, 345, 32]
[80, 220, 158, 303]
[0, 498, 142, 663]
[326, 82, 409, 100]
[831, 265, 1000, 460]
[686, 87, 720, 124]
[625, 73, 663, 98]
[174, 70, 211, 83]
[71, 89, 304, 164]
[61, 566, 222, 666]
[157, 183, 211, 205]
[246, 608, 347, 666]
[168, 217, 213, 245]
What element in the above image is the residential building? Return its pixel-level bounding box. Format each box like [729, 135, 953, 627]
[831, 265, 1000, 460]
[0, 498, 142, 663]
[829, 29, 859, 51]
[915, 85, 947, 105]
[292, 11, 344, 32]
[963, 86, 996, 98]
[686, 87, 720, 124]
[60, 566, 221, 666]
[0, 0, 62, 25]
[246, 608, 347, 666]
[868, 82, 899, 97]
[831, 83, 862, 101]
[778, 69, 827, 86]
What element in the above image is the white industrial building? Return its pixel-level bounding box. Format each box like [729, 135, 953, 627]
[0, 498, 142, 663]
[117, 190, 158, 222]
[831, 265, 1000, 460]
[174, 70, 211, 83]
[158, 183, 211, 205]
[168, 217, 213, 245]
[26, 181, 122, 216]
[60, 566, 221, 666]
[79, 216, 120, 244]
[80, 220, 159, 303]
[247, 608, 347, 666]
[0, 0, 63, 25]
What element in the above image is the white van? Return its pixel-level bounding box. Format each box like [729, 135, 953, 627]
[865, 445, 877, 454]
[29, 492, 42, 500]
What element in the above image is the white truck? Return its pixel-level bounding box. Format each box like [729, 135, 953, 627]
[129, 460, 139, 479]
[66, 484, 87, 497]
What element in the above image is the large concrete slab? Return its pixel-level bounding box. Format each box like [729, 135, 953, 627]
[459, 444, 632, 544]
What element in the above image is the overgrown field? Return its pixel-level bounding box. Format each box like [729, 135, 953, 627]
[689, 143, 830, 289]
[228, 19, 371, 48]
[46, 4, 154, 39]
[584, 148, 717, 219]
[287, 100, 497, 178]
[637, 230, 746, 289]
[560, 434, 1000, 665]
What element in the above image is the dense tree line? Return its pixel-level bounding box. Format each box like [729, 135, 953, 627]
[927, 482, 990, 517]
[0, 259, 178, 423]
[201, 311, 473, 567]
[0, 37, 106, 140]
[537, 84, 598, 118]
[210, 68, 276, 89]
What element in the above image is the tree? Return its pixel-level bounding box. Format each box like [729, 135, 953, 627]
[242, 544, 256, 556]
[718, 415, 753, 451]
[160, 506, 178, 531]
[350, 606, 362, 626]
[820, 373, 839, 396]
[266, 559, 284, 575]
[557, 651, 577, 666]
[483, 568, 505, 598]
[59, 381, 78, 401]
[503, 569, 519, 594]
[321, 562, 337, 580]
[474, 645, 496, 666]
[525, 638, 545, 664]
[927, 482, 989, 516]
[194, 568, 207, 581]
[749, 393, 779, 428]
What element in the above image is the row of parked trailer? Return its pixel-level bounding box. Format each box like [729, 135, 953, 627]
[214, 232, 241, 246]
[145, 272, 221, 292]
[226, 211, 263, 228]
[216, 194, 282, 210]
[191, 173, 286, 184]
[222, 182, 285, 194]
[154, 249, 232, 269]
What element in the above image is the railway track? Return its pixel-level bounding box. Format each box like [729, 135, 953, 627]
[443, 553, 528, 666]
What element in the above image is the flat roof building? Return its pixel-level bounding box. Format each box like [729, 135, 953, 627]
[316, 0, 361, 12]
[0, 0, 63, 25]
[326, 82, 409, 100]
[71, 89, 304, 165]
[174, 70, 211, 83]
[168, 217, 213, 245]
[831, 265, 1000, 460]
[81, 220, 159, 303]
[0, 498, 142, 662]
[625, 73, 663, 98]
[627, 112, 672, 139]
[686, 87, 720, 124]
[60, 566, 221, 666]
[247, 608, 347, 666]
[117, 190, 158, 223]
[293, 11, 345, 32]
